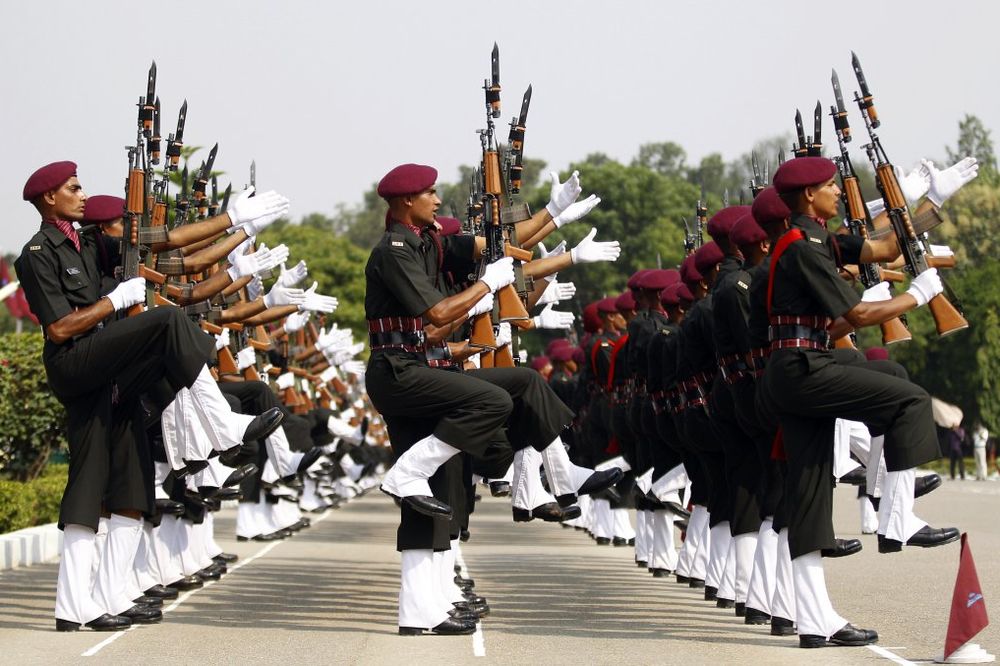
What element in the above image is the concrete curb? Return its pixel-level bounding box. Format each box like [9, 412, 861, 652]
[0, 523, 62, 571]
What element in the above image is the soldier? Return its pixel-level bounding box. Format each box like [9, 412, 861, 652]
[758, 157, 958, 648]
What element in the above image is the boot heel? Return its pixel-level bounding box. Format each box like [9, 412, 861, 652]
[55, 619, 81, 632]
[398, 626, 424, 636]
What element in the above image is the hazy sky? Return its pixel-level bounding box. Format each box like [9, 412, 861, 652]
[2, 0, 997, 253]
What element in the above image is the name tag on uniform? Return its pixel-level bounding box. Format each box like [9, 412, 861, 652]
[66, 267, 82, 275]
[737, 280, 748, 290]
[391, 241, 404, 247]
[29, 245, 41, 251]
[809, 237, 823, 244]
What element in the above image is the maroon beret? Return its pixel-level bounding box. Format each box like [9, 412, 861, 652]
[435, 215, 462, 236]
[638, 268, 681, 291]
[597, 297, 619, 314]
[615, 291, 636, 312]
[23, 160, 77, 201]
[680, 255, 703, 285]
[627, 269, 652, 289]
[572, 346, 586, 365]
[772, 157, 837, 194]
[729, 213, 767, 248]
[377, 163, 437, 199]
[582, 302, 602, 333]
[82, 195, 126, 224]
[677, 283, 695, 302]
[751, 186, 790, 227]
[694, 241, 724, 274]
[550, 345, 574, 363]
[707, 205, 751, 241]
[545, 338, 572, 356]
[529, 355, 551, 372]
[865, 347, 889, 362]
[660, 282, 684, 306]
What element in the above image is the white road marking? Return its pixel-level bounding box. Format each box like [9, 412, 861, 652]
[82, 510, 332, 657]
[454, 545, 485, 658]
[867, 644, 916, 665]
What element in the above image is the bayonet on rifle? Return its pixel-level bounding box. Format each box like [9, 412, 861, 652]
[831, 69, 851, 143]
[851, 51, 879, 128]
[809, 101, 823, 156]
[794, 109, 807, 157]
[166, 100, 187, 170]
[193, 143, 218, 201]
[140, 61, 157, 138]
[150, 97, 162, 165]
[485, 42, 501, 119]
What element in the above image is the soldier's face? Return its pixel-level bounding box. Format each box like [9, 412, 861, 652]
[47, 177, 87, 221]
[408, 188, 441, 226]
[809, 177, 841, 220]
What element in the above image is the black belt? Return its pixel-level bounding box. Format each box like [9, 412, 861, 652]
[369, 330, 426, 349]
[768, 324, 830, 348]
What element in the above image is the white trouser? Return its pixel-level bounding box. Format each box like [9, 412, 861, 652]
[188, 366, 253, 452]
[569, 494, 592, 530]
[651, 464, 688, 502]
[733, 532, 758, 604]
[237, 498, 264, 539]
[151, 520, 183, 585]
[635, 510, 652, 563]
[126, 523, 155, 601]
[265, 426, 305, 479]
[649, 510, 678, 572]
[512, 447, 546, 511]
[398, 550, 450, 630]
[55, 525, 107, 624]
[540, 438, 594, 498]
[592, 499, 612, 539]
[92, 514, 144, 615]
[832, 419, 863, 480]
[792, 551, 847, 638]
[381, 433, 460, 498]
[612, 508, 635, 540]
[746, 518, 777, 614]
[159, 396, 188, 471]
[441, 541, 465, 604]
[866, 435, 888, 498]
[974, 447, 988, 480]
[705, 521, 731, 590]
[859, 495, 879, 534]
[771, 528, 796, 622]
[677, 504, 709, 579]
[878, 469, 926, 542]
[299, 476, 326, 512]
[717, 536, 737, 601]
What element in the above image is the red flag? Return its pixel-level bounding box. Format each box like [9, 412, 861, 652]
[944, 533, 989, 660]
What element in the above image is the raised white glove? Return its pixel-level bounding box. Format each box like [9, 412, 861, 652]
[865, 198, 886, 219]
[906, 268, 944, 307]
[214, 328, 230, 350]
[235, 346, 256, 371]
[227, 187, 290, 231]
[532, 303, 574, 330]
[276, 260, 308, 288]
[553, 194, 601, 229]
[928, 244, 954, 257]
[227, 241, 290, 280]
[319, 366, 339, 384]
[105, 277, 146, 311]
[494, 322, 512, 347]
[246, 275, 263, 301]
[283, 310, 311, 333]
[861, 281, 892, 303]
[327, 415, 358, 440]
[570, 228, 621, 264]
[924, 157, 979, 207]
[467, 292, 495, 318]
[895, 162, 931, 203]
[263, 282, 305, 308]
[537, 239, 567, 259]
[341, 359, 365, 377]
[538, 279, 576, 305]
[479, 256, 516, 292]
[546, 170, 582, 218]
[275, 372, 295, 390]
[298, 281, 338, 313]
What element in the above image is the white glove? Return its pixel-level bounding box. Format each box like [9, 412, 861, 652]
[275, 372, 295, 390]
[214, 328, 230, 350]
[283, 310, 311, 333]
[105, 277, 146, 311]
[327, 416, 358, 440]
[861, 281, 892, 303]
[467, 292, 495, 318]
[928, 244, 954, 257]
[906, 268, 944, 307]
[235, 346, 256, 371]
[895, 162, 931, 203]
[532, 303, 574, 330]
[298, 281, 339, 313]
[537, 239, 566, 259]
[865, 198, 886, 219]
[479, 256, 516, 292]
[546, 170, 582, 218]
[553, 194, 601, 229]
[227, 242, 290, 280]
[227, 187, 290, 232]
[494, 322, 512, 347]
[263, 282, 306, 308]
[570, 228, 621, 264]
[276, 260, 308, 288]
[246, 275, 263, 301]
[341, 359, 365, 377]
[317, 326, 353, 353]
[319, 366, 339, 384]
[924, 157, 979, 207]
[537, 279, 576, 305]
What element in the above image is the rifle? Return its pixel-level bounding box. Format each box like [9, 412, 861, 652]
[749, 151, 765, 198]
[830, 69, 910, 345]
[793, 109, 808, 158]
[851, 54, 967, 337]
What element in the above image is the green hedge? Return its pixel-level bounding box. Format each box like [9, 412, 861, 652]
[0, 464, 67, 533]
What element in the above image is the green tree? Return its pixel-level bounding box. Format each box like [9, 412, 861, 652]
[632, 142, 687, 178]
[946, 114, 998, 185]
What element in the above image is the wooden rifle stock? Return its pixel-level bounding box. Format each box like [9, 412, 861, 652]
[833, 335, 856, 350]
[479, 350, 495, 369]
[469, 313, 497, 350]
[878, 268, 906, 283]
[493, 344, 515, 368]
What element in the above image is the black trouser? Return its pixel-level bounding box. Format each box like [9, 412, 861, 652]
[468, 368, 573, 452]
[219, 380, 313, 452]
[45, 308, 215, 531]
[683, 402, 731, 527]
[666, 409, 710, 507]
[731, 376, 784, 524]
[760, 348, 940, 560]
[710, 377, 762, 537]
[646, 403, 684, 480]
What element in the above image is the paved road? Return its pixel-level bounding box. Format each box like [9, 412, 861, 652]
[1, 478, 997, 665]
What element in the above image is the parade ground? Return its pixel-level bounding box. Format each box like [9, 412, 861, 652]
[1, 478, 996, 665]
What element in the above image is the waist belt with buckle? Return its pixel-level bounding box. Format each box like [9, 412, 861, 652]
[719, 352, 750, 385]
[768, 323, 830, 352]
[749, 347, 769, 378]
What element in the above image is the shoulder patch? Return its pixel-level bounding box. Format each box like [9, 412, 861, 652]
[29, 245, 41, 251]
[391, 241, 404, 247]
[808, 237, 823, 244]
[737, 280, 749, 290]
